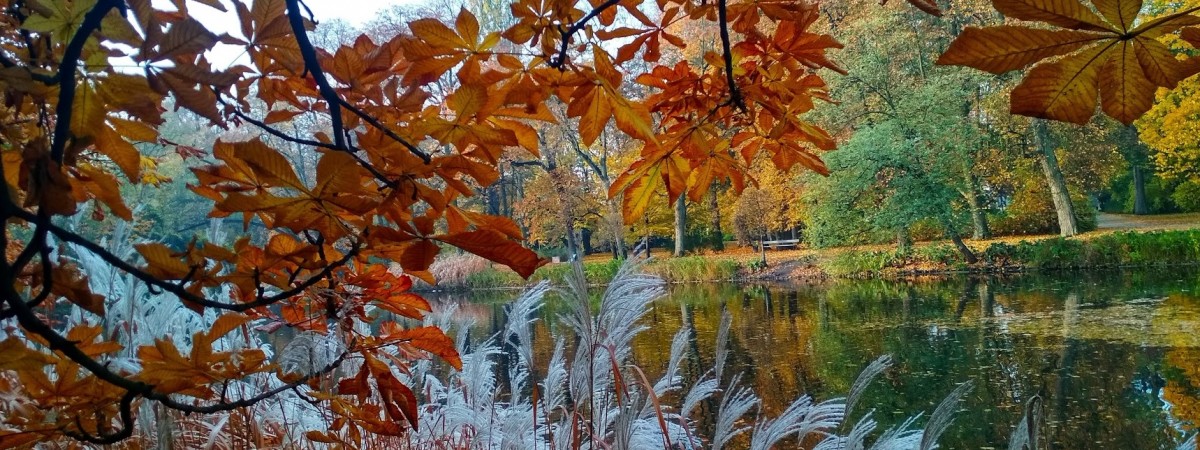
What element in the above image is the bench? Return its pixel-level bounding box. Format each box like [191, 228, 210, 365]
[759, 239, 800, 250]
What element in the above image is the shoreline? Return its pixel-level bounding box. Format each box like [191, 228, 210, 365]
[414, 228, 1200, 292]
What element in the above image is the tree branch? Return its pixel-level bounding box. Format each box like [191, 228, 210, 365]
[716, 0, 745, 110]
[547, 0, 622, 68]
[285, 0, 347, 150]
[49, 0, 121, 163]
[284, 0, 431, 165]
[337, 98, 431, 164]
[6, 204, 360, 313]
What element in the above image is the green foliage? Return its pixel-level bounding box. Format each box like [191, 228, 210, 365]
[438, 256, 743, 290]
[823, 251, 904, 278]
[1100, 170, 1192, 214]
[1173, 182, 1200, 212]
[820, 230, 1200, 277]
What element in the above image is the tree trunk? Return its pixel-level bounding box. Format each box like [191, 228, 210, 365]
[1033, 120, 1078, 237]
[673, 195, 687, 257]
[580, 227, 593, 254]
[965, 172, 990, 239]
[611, 201, 626, 260]
[1132, 165, 1150, 215]
[643, 215, 651, 258]
[708, 185, 724, 251]
[943, 220, 978, 264]
[551, 168, 581, 261]
[896, 227, 912, 253]
[563, 219, 579, 262]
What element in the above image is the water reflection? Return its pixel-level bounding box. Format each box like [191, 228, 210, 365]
[426, 269, 1200, 449]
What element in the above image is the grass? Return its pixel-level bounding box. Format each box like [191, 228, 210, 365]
[819, 229, 1200, 277]
[422, 223, 1200, 290]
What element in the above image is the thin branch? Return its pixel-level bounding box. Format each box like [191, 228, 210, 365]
[63, 391, 137, 445]
[156, 350, 350, 414]
[5, 204, 360, 312]
[0, 53, 57, 84]
[547, 0, 622, 68]
[284, 0, 431, 166]
[218, 94, 399, 187]
[510, 159, 547, 168]
[49, 0, 121, 163]
[285, 0, 347, 150]
[219, 96, 340, 152]
[338, 98, 431, 164]
[716, 0, 745, 110]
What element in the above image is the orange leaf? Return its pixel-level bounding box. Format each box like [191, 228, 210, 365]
[386, 326, 462, 370]
[435, 230, 547, 279]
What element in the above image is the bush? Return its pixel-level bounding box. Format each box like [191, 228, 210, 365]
[1173, 181, 1200, 212]
[913, 243, 960, 265]
[991, 180, 1097, 236]
[822, 250, 903, 277]
[644, 256, 743, 282]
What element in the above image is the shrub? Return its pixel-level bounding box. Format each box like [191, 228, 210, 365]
[1173, 181, 1200, 212]
[822, 250, 902, 277]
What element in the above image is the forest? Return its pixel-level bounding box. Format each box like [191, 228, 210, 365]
[1, 0, 1200, 447]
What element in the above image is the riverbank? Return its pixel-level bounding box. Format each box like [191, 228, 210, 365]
[417, 226, 1200, 291]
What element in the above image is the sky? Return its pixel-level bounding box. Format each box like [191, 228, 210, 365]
[145, 0, 426, 68]
[295, 0, 420, 26]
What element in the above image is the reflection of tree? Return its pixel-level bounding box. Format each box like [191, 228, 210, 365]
[1163, 295, 1200, 433]
[454, 269, 1200, 449]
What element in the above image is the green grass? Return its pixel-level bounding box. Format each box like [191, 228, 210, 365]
[430, 255, 745, 290]
[819, 229, 1200, 277]
[432, 230, 1200, 288]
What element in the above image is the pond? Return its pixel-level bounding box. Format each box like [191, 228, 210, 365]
[427, 268, 1200, 449]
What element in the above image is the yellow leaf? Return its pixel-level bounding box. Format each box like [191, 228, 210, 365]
[1091, 0, 1142, 32]
[136, 242, 192, 279]
[233, 139, 307, 190]
[76, 164, 132, 221]
[1133, 36, 1186, 88]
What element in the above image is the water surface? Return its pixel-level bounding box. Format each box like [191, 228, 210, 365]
[430, 268, 1200, 449]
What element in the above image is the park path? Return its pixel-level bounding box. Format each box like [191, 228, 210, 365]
[1095, 212, 1200, 231]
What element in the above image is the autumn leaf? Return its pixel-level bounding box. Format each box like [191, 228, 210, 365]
[0, 338, 53, 371]
[383, 325, 462, 370]
[937, 0, 1200, 124]
[435, 230, 547, 279]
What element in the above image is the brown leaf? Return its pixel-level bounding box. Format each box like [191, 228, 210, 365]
[1099, 41, 1155, 124]
[936, 26, 1106, 74]
[992, 0, 1113, 31]
[1010, 43, 1110, 124]
[435, 230, 547, 279]
[1091, 0, 1142, 32]
[0, 338, 52, 371]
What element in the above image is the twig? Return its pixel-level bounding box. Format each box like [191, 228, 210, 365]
[547, 0, 622, 68]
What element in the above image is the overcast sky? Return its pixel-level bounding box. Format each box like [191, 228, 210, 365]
[299, 0, 420, 25]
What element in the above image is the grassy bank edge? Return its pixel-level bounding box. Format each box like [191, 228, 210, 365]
[418, 229, 1200, 291]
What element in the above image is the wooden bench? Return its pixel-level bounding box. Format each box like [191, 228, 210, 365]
[759, 239, 800, 250]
